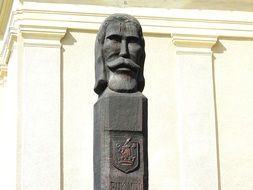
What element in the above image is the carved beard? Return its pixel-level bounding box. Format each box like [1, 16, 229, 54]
[108, 70, 138, 93]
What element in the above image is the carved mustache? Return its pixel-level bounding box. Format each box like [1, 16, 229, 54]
[106, 57, 140, 72]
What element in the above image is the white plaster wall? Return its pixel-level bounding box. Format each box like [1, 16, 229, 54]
[61, 33, 253, 190]
[62, 31, 179, 190]
[1, 28, 253, 190]
[145, 35, 179, 190]
[214, 39, 253, 190]
[20, 41, 62, 190]
[62, 31, 96, 190]
[0, 46, 17, 190]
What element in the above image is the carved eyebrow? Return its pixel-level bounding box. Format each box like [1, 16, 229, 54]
[106, 34, 122, 40]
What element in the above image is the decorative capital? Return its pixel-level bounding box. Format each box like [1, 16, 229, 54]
[172, 34, 218, 54]
[19, 25, 67, 47]
[20, 25, 67, 40]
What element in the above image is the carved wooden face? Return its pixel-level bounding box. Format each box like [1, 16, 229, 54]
[102, 21, 144, 93]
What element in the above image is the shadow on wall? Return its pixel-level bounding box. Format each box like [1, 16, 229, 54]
[212, 40, 226, 54]
[61, 31, 77, 46]
[211, 39, 226, 190]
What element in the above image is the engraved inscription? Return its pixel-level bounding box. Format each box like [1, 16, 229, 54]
[112, 137, 139, 173]
[110, 181, 141, 190]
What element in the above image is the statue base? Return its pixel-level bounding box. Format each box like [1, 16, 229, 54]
[94, 89, 148, 190]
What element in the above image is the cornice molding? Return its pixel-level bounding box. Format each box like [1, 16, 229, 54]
[1, 4, 253, 64]
[11, 5, 253, 38]
[0, 0, 13, 39]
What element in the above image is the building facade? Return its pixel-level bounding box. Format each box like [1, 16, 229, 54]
[1, 0, 253, 189]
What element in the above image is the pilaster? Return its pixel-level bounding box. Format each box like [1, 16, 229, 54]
[17, 25, 67, 190]
[0, 64, 8, 85]
[172, 34, 219, 190]
[0, 40, 18, 190]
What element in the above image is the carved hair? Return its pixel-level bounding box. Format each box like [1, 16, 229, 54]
[94, 14, 146, 95]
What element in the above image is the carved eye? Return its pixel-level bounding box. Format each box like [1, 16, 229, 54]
[107, 35, 122, 43]
[127, 36, 139, 44]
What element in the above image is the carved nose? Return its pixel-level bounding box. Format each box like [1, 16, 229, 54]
[119, 40, 129, 58]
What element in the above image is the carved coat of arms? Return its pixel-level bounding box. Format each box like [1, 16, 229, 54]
[112, 137, 139, 173]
